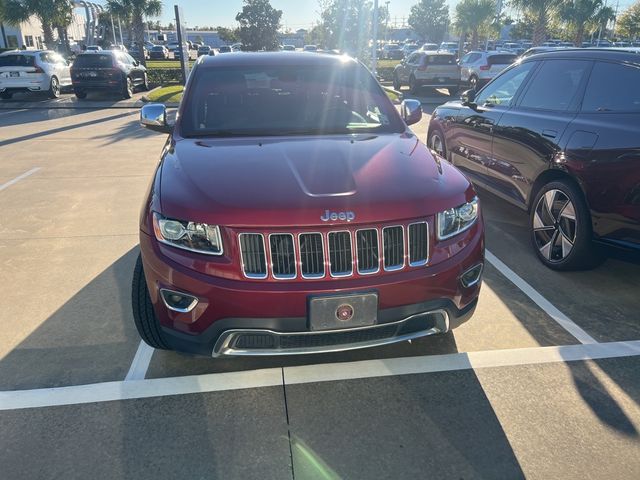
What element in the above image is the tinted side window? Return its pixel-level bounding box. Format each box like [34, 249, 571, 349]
[406, 52, 420, 64]
[519, 60, 590, 112]
[475, 61, 535, 107]
[582, 61, 640, 113]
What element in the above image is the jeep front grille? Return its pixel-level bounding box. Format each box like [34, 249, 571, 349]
[237, 221, 429, 280]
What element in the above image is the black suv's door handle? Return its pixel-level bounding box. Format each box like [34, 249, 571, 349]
[542, 129, 558, 139]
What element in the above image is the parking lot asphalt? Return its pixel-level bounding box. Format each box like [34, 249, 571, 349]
[1, 105, 639, 479]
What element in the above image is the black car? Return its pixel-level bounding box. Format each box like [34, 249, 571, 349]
[427, 49, 640, 270]
[148, 45, 169, 60]
[71, 51, 148, 99]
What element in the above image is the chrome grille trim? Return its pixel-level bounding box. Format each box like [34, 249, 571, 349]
[298, 232, 325, 279]
[268, 233, 297, 280]
[239, 233, 268, 279]
[355, 228, 380, 275]
[408, 222, 429, 267]
[382, 225, 405, 271]
[327, 231, 353, 277]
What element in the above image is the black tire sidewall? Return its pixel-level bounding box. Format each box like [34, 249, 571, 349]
[131, 254, 169, 349]
[123, 77, 133, 98]
[409, 75, 417, 94]
[428, 126, 447, 158]
[393, 72, 401, 91]
[49, 76, 60, 98]
[530, 180, 597, 270]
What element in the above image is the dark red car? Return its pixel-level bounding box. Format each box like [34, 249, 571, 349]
[428, 49, 640, 270]
[134, 52, 484, 356]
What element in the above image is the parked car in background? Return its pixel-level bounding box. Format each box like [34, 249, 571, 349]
[71, 51, 148, 99]
[86, 45, 102, 51]
[109, 44, 128, 52]
[427, 49, 640, 269]
[303, 44, 318, 52]
[459, 51, 517, 89]
[282, 44, 296, 51]
[382, 43, 404, 59]
[166, 42, 180, 51]
[217, 45, 232, 53]
[403, 43, 420, 57]
[420, 43, 438, 51]
[173, 46, 190, 60]
[135, 52, 483, 356]
[393, 50, 460, 95]
[128, 45, 149, 60]
[520, 46, 572, 58]
[439, 42, 459, 56]
[0, 50, 71, 99]
[197, 45, 212, 57]
[149, 45, 169, 60]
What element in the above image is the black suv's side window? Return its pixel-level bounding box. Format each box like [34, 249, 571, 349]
[475, 61, 535, 107]
[582, 61, 640, 113]
[519, 60, 590, 112]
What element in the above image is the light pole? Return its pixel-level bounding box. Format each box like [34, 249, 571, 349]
[372, 0, 379, 75]
[385, 1, 390, 44]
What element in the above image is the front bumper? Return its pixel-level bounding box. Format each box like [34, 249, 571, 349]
[140, 224, 483, 356]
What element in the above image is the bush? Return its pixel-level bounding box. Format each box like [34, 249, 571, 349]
[147, 68, 183, 87]
[377, 66, 395, 82]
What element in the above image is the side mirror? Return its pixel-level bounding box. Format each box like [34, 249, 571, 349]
[400, 99, 422, 126]
[461, 89, 477, 108]
[140, 103, 173, 134]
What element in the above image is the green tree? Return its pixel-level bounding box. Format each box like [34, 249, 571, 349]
[560, 0, 614, 46]
[454, 0, 496, 50]
[318, 0, 374, 57]
[617, 1, 640, 39]
[216, 25, 239, 43]
[509, 0, 562, 46]
[106, 0, 162, 64]
[0, 0, 72, 49]
[235, 0, 282, 51]
[408, 0, 449, 44]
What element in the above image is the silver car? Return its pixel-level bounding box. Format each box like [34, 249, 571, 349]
[459, 51, 517, 89]
[393, 51, 461, 95]
[0, 50, 71, 99]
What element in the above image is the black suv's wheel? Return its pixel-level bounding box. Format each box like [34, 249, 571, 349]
[393, 72, 401, 91]
[74, 89, 87, 99]
[48, 76, 60, 98]
[131, 254, 169, 349]
[469, 74, 479, 90]
[123, 76, 133, 99]
[427, 126, 447, 158]
[0, 91, 12, 100]
[530, 180, 602, 270]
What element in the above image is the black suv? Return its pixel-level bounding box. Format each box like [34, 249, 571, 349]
[428, 49, 640, 270]
[70, 51, 148, 99]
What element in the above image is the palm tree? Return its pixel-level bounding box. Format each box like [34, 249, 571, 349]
[454, 0, 496, 50]
[509, 0, 559, 46]
[561, 0, 613, 46]
[107, 0, 161, 64]
[0, 0, 72, 49]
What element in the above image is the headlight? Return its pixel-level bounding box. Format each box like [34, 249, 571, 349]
[152, 213, 223, 255]
[437, 197, 479, 240]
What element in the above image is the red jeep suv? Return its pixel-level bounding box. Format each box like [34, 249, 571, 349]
[133, 52, 484, 356]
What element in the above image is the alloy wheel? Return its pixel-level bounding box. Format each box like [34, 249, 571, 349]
[532, 189, 577, 262]
[50, 77, 60, 97]
[429, 132, 445, 157]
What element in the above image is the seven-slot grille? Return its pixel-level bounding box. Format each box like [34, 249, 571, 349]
[238, 221, 429, 280]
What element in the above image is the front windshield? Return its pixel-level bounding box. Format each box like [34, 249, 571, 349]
[181, 63, 404, 137]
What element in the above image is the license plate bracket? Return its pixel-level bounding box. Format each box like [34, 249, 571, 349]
[309, 292, 378, 331]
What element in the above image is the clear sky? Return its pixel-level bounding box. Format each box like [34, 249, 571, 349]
[160, 0, 637, 30]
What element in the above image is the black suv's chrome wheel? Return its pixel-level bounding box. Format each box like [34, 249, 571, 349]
[428, 129, 446, 157]
[533, 189, 576, 262]
[530, 180, 602, 270]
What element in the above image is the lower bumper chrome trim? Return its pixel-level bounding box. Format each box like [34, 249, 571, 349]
[212, 309, 449, 357]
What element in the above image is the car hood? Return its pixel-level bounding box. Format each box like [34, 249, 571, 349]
[159, 133, 472, 227]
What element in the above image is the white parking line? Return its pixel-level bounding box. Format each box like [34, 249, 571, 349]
[485, 249, 598, 345]
[124, 341, 155, 381]
[0, 167, 40, 193]
[2, 341, 639, 411]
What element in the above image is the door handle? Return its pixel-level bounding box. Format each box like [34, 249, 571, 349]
[542, 129, 557, 139]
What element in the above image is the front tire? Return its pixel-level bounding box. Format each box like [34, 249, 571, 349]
[427, 126, 447, 158]
[132, 254, 169, 350]
[74, 89, 87, 99]
[48, 76, 60, 98]
[123, 76, 133, 99]
[530, 180, 601, 270]
[409, 75, 419, 94]
[469, 75, 479, 90]
[141, 72, 149, 91]
[393, 72, 401, 91]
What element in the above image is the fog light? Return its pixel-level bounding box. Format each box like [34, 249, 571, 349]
[160, 288, 199, 313]
[460, 264, 483, 288]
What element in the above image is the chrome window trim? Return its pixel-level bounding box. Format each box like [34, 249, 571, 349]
[238, 232, 268, 279]
[297, 232, 326, 280]
[327, 230, 354, 278]
[268, 232, 297, 280]
[355, 227, 381, 275]
[382, 225, 406, 272]
[408, 221, 429, 267]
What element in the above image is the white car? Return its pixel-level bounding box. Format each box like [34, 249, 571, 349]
[0, 50, 71, 99]
[459, 51, 518, 89]
[86, 45, 102, 51]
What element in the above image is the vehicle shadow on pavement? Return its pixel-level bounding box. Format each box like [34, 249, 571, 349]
[0, 247, 142, 390]
[90, 117, 167, 145]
